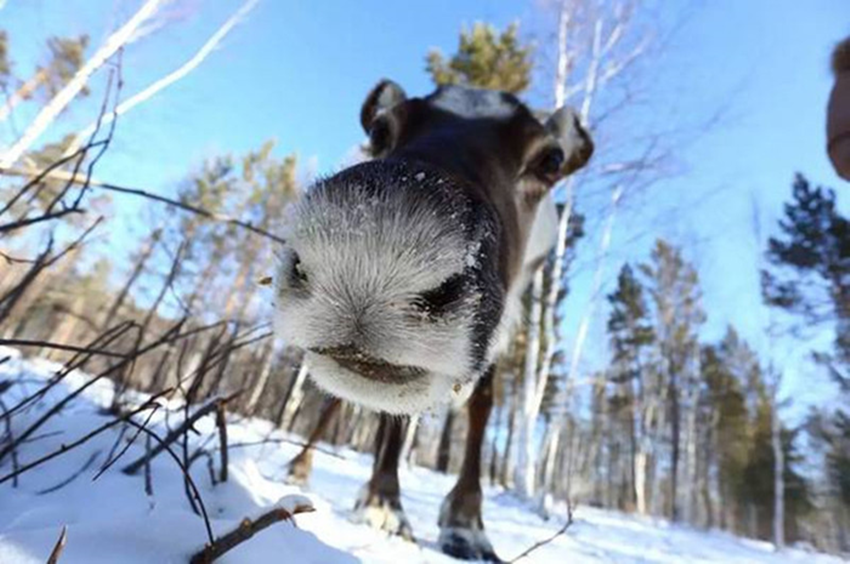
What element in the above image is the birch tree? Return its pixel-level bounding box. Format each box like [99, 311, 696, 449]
[528, 0, 658, 503]
[0, 0, 164, 168]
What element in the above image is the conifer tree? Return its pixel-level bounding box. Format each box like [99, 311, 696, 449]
[606, 263, 654, 512]
[762, 173, 850, 549]
[640, 239, 705, 521]
[426, 23, 532, 94]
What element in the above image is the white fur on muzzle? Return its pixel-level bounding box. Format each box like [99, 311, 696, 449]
[274, 163, 488, 413]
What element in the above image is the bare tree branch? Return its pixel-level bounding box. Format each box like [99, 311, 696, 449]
[0, 167, 287, 245]
[0, 396, 165, 486]
[189, 499, 315, 564]
[0, 0, 163, 167]
[122, 391, 242, 475]
[508, 502, 575, 563]
[62, 0, 260, 159]
[124, 418, 215, 545]
[45, 526, 68, 564]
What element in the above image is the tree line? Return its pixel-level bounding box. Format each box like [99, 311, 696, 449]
[1, 1, 847, 557]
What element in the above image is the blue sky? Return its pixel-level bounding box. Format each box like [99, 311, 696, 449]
[2, 0, 849, 414]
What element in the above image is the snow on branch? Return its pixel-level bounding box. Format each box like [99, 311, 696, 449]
[189, 495, 315, 564]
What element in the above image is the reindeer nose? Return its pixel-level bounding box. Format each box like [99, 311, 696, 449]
[310, 344, 369, 362]
[309, 344, 426, 384]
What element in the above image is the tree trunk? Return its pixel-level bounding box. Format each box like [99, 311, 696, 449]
[669, 370, 681, 521]
[436, 408, 455, 474]
[516, 267, 544, 498]
[102, 228, 161, 330]
[771, 397, 785, 548]
[244, 343, 275, 414]
[276, 361, 308, 431]
[1, 0, 164, 168]
[500, 377, 519, 487]
[400, 414, 419, 466]
[537, 422, 561, 516]
[684, 388, 699, 523]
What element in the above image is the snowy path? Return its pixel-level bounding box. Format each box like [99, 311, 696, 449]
[0, 347, 846, 563]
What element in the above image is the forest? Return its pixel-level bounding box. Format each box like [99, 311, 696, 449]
[1, 1, 848, 562]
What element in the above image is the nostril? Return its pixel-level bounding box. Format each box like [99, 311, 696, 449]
[285, 250, 309, 286]
[309, 344, 361, 360]
[414, 273, 466, 317]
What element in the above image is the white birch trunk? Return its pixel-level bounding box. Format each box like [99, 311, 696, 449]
[61, 0, 259, 159]
[517, 0, 575, 503]
[684, 387, 699, 523]
[245, 347, 275, 414]
[280, 362, 309, 430]
[634, 448, 648, 514]
[772, 385, 785, 549]
[0, 0, 164, 168]
[537, 424, 561, 517]
[515, 266, 545, 498]
[400, 415, 419, 466]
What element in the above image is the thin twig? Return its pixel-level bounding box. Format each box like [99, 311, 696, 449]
[124, 419, 214, 545]
[92, 405, 160, 481]
[0, 0, 162, 167]
[215, 401, 228, 483]
[508, 502, 575, 563]
[0, 397, 19, 487]
[0, 339, 127, 358]
[36, 450, 101, 494]
[2, 320, 138, 420]
[0, 167, 287, 244]
[0, 208, 85, 234]
[0, 397, 165, 486]
[144, 432, 153, 497]
[0, 139, 106, 217]
[63, 0, 260, 158]
[0, 319, 187, 464]
[189, 503, 315, 564]
[45, 526, 68, 564]
[122, 391, 242, 475]
[220, 438, 346, 460]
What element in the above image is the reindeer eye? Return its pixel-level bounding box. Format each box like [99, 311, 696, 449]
[369, 118, 392, 154]
[536, 147, 565, 177]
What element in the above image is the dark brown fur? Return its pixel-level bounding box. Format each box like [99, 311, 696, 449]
[832, 36, 850, 75]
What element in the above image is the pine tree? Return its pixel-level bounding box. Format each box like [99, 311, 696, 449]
[762, 173, 850, 548]
[426, 22, 532, 94]
[0, 32, 90, 122]
[606, 263, 655, 512]
[640, 239, 705, 521]
[763, 173, 850, 364]
[741, 388, 811, 542]
[701, 330, 754, 532]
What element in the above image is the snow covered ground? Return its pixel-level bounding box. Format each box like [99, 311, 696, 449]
[0, 345, 846, 563]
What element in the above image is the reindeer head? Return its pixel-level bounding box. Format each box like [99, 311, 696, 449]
[275, 80, 593, 413]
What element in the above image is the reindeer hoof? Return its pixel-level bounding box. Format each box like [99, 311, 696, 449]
[351, 487, 415, 541]
[439, 527, 501, 562]
[284, 469, 309, 487]
[284, 457, 312, 487]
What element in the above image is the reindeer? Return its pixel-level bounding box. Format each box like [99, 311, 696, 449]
[274, 80, 593, 561]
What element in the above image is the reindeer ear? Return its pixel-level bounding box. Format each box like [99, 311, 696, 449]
[360, 80, 407, 133]
[544, 107, 594, 177]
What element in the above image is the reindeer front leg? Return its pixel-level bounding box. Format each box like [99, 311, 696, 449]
[439, 366, 501, 562]
[352, 414, 415, 541]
